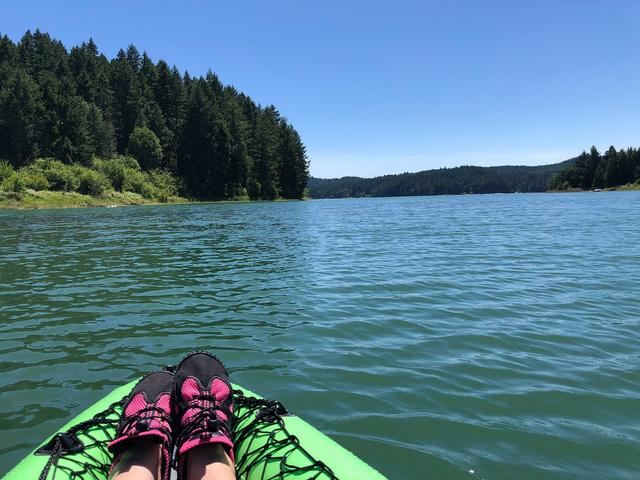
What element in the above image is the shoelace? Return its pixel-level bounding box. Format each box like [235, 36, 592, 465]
[175, 393, 234, 452]
[120, 405, 172, 438]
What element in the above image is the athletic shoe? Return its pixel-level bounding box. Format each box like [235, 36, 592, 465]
[173, 351, 234, 477]
[108, 371, 174, 480]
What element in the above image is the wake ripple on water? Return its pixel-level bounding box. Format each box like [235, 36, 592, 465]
[1, 192, 640, 479]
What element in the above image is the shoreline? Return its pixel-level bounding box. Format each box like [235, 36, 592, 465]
[547, 182, 640, 193]
[2, 184, 638, 211]
[0, 190, 307, 210]
[310, 183, 640, 200]
[0, 190, 190, 210]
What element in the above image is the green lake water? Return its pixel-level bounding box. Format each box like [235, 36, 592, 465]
[1, 192, 639, 479]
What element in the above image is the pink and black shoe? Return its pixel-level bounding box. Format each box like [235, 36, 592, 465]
[173, 351, 235, 478]
[108, 371, 174, 480]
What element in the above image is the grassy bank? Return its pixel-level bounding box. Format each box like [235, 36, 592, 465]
[549, 181, 640, 194]
[608, 182, 640, 191]
[0, 189, 188, 209]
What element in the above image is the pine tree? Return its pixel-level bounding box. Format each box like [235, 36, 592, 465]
[87, 103, 115, 158]
[0, 68, 43, 166]
[585, 146, 600, 189]
[179, 79, 214, 196]
[0, 34, 17, 65]
[61, 95, 93, 164]
[154, 62, 184, 171]
[252, 106, 281, 199]
[110, 49, 135, 151]
[225, 97, 250, 197]
[594, 147, 615, 188]
[125, 45, 141, 72]
[605, 147, 621, 187]
[289, 127, 309, 198]
[619, 148, 636, 184]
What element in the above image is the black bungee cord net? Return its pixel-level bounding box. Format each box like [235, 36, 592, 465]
[232, 389, 337, 480]
[36, 401, 122, 480]
[37, 388, 338, 480]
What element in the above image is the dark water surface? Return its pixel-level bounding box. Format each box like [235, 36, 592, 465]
[1, 192, 639, 479]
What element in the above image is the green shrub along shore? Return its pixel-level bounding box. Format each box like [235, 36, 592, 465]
[0, 156, 189, 209]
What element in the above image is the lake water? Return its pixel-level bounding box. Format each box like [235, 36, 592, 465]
[1, 192, 639, 479]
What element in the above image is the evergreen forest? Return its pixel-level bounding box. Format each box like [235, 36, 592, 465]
[549, 146, 640, 190]
[309, 160, 574, 198]
[0, 30, 309, 200]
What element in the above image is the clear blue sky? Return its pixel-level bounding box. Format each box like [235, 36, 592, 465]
[3, 0, 640, 178]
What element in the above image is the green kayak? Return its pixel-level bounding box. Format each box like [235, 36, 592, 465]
[2, 379, 386, 479]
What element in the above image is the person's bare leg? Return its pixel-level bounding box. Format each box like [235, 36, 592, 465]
[110, 441, 161, 480]
[186, 444, 235, 480]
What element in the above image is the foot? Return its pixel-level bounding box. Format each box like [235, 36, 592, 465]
[109, 371, 174, 480]
[173, 352, 235, 478]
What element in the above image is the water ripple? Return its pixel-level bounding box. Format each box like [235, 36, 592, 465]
[1, 192, 639, 479]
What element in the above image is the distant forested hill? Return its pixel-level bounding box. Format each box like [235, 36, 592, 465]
[0, 30, 308, 200]
[309, 160, 576, 198]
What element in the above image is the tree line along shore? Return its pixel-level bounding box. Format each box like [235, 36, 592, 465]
[3, 145, 638, 209]
[309, 147, 640, 199]
[549, 146, 640, 191]
[0, 30, 309, 208]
